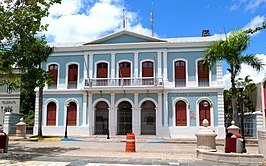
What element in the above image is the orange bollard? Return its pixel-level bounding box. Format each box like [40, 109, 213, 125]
[125, 133, 136, 152]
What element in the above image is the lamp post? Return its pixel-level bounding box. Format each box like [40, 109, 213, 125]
[64, 103, 69, 139]
[239, 87, 247, 153]
[203, 101, 209, 120]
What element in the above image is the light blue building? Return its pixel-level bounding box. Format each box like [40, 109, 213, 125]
[34, 30, 225, 138]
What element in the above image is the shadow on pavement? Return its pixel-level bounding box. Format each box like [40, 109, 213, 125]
[0, 143, 80, 161]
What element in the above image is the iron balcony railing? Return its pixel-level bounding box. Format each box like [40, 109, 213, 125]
[198, 79, 209, 87]
[85, 77, 163, 87]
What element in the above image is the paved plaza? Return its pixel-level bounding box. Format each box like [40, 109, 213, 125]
[0, 136, 261, 165]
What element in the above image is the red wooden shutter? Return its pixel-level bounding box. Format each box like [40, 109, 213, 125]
[68, 64, 78, 82]
[97, 63, 108, 78]
[175, 61, 186, 80]
[198, 61, 209, 79]
[176, 101, 187, 126]
[49, 64, 58, 84]
[142, 61, 154, 77]
[67, 102, 77, 126]
[119, 62, 131, 78]
[47, 102, 56, 126]
[199, 101, 211, 126]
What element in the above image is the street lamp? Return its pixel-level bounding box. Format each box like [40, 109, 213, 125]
[239, 87, 247, 153]
[64, 103, 70, 139]
[203, 101, 209, 120]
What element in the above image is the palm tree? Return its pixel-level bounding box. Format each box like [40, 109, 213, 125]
[203, 30, 264, 124]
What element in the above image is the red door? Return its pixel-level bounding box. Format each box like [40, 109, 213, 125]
[198, 60, 209, 85]
[176, 101, 187, 126]
[175, 61, 186, 86]
[119, 62, 131, 85]
[47, 102, 56, 126]
[67, 102, 77, 126]
[97, 63, 108, 78]
[49, 64, 58, 85]
[199, 101, 211, 126]
[142, 61, 154, 77]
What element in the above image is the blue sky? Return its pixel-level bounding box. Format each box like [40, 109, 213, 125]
[42, 0, 266, 88]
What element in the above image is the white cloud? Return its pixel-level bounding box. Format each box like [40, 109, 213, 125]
[244, 15, 265, 29]
[246, 0, 266, 11]
[42, 0, 152, 43]
[223, 54, 266, 89]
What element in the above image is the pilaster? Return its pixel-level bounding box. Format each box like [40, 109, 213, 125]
[111, 52, 115, 78]
[88, 93, 93, 135]
[89, 53, 93, 78]
[133, 93, 140, 135]
[157, 51, 162, 78]
[134, 52, 138, 78]
[163, 51, 168, 81]
[110, 93, 116, 136]
[82, 92, 87, 126]
[163, 92, 168, 127]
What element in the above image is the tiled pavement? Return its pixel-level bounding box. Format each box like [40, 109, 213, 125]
[0, 136, 260, 165]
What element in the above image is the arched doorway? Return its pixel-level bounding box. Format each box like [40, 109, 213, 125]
[67, 102, 77, 126]
[199, 100, 211, 126]
[175, 101, 187, 126]
[47, 102, 56, 126]
[117, 101, 132, 135]
[141, 101, 156, 135]
[95, 101, 109, 134]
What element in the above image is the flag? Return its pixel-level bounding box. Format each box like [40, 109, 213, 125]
[150, 12, 153, 23]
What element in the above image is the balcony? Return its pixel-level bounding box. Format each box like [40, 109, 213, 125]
[84, 77, 163, 88]
[175, 79, 186, 87]
[198, 79, 209, 87]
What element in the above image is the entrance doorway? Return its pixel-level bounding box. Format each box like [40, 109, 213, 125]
[95, 101, 109, 134]
[117, 101, 132, 135]
[141, 101, 156, 135]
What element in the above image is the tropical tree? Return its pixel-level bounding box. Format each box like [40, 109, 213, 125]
[203, 29, 264, 124]
[1, 0, 61, 136]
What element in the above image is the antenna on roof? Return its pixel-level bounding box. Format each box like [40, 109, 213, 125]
[150, 2, 154, 36]
[123, 8, 126, 29]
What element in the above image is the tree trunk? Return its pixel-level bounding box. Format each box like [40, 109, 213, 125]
[38, 86, 43, 136]
[231, 75, 238, 125]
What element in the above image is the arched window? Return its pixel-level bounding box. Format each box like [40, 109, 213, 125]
[47, 102, 56, 126]
[142, 61, 154, 85]
[67, 102, 77, 126]
[175, 101, 187, 126]
[199, 100, 211, 126]
[119, 62, 131, 86]
[198, 60, 209, 87]
[48, 64, 58, 89]
[96, 63, 108, 86]
[68, 64, 78, 89]
[175, 60, 186, 87]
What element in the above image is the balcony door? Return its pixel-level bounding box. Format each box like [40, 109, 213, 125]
[119, 62, 131, 86]
[175, 61, 186, 87]
[97, 63, 108, 86]
[198, 60, 209, 87]
[142, 61, 154, 85]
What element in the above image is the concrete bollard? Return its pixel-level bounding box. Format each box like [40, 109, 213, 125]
[195, 119, 217, 152]
[16, 118, 27, 140]
[258, 130, 266, 161]
[227, 121, 240, 134]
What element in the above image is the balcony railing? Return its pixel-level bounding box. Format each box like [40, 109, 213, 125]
[198, 79, 209, 87]
[85, 77, 163, 87]
[175, 79, 186, 87]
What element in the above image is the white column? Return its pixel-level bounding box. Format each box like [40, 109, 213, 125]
[89, 53, 93, 78]
[134, 52, 138, 78]
[164, 92, 168, 127]
[157, 51, 162, 78]
[157, 93, 162, 128]
[111, 52, 115, 78]
[33, 88, 39, 135]
[133, 93, 140, 135]
[88, 93, 93, 135]
[110, 93, 115, 136]
[82, 92, 87, 126]
[163, 51, 168, 81]
[217, 91, 224, 127]
[84, 53, 88, 79]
